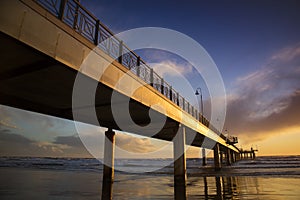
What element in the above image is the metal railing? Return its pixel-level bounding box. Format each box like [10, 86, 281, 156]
[34, 0, 224, 137]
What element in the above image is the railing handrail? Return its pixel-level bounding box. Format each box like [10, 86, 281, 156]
[33, 0, 228, 139]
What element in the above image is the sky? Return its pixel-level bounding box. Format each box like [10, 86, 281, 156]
[1, 0, 300, 158]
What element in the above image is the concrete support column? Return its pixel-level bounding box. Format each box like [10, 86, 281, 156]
[102, 129, 115, 200]
[226, 148, 232, 165]
[214, 143, 221, 171]
[220, 152, 223, 164]
[234, 153, 237, 162]
[222, 152, 225, 164]
[173, 125, 187, 200]
[231, 151, 235, 163]
[202, 148, 207, 166]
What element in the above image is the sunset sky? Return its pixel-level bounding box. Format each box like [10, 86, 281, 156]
[1, 0, 300, 158]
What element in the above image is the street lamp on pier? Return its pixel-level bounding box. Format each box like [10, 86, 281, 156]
[195, 87, 204, 123]
[195, 87, 206, 166]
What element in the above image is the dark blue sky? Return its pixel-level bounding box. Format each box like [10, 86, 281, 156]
[81, 0, 300, 86]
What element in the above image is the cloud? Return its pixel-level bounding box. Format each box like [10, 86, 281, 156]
[151, 60, 193, 77]
[271, 43, 300, 62]
[115, 133, 159, 153]
[0, 129, 32, 144]
[53, 135, 84, 147]
[0, 105, 68, 132]
[0, 107, 20, 130]
[0, 130, 39, 156]
[32, 141, 70, 154]
[0, 119, 19, 130]
[0, 130, 90, 157]
[226, 43, 300, 144]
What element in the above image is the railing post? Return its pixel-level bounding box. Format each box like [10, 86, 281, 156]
[94, 20, 100, 45]
[177, 92, 179, 106]
[169, 86, 172, 101]
[182, 98, 185, 110]
[161, 78, 164, 94]
[58, 0, 67, 20]
[150, 68, 154, 86]
[192, 106, 194, 117]
[73, 0, 80, 29]
[136, 56, 140, 77]
[118, 41, 123, 64]
[187, 102, 190, 114]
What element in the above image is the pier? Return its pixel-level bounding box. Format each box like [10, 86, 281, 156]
[0, 0, 257, 199]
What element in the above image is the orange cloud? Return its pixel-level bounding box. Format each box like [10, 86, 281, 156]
[225, 43, 300, 155]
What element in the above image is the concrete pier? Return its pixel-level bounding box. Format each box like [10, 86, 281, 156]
[0, 2, 244, 199]
[239, 149, 257, 160]
[102, 129, 115, 200]
[202, 148, 207, 166]
[214, 144, 221, 171]
[173, 125, 187, 200]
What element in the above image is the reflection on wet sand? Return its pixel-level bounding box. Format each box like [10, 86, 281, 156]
[102, 176, 240, 200]
[1, 167, 298, 199]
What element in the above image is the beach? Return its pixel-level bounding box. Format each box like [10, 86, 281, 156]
[0, 156, 299, 199]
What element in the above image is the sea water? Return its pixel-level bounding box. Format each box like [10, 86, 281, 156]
[0, 156, 299, 199]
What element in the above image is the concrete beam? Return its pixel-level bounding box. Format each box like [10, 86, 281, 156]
[102, 129, 115, 200]
[0, 59, 55, 81]
[173, 125, 187, 200]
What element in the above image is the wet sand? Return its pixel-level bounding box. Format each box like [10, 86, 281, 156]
[0, 167, 299, 199]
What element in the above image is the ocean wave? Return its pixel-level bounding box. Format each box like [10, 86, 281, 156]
[1, 156, 300, 176]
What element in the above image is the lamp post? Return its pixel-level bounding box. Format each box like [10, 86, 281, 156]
[195, 87, 204, 123]
[195, 87, 206, 166]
